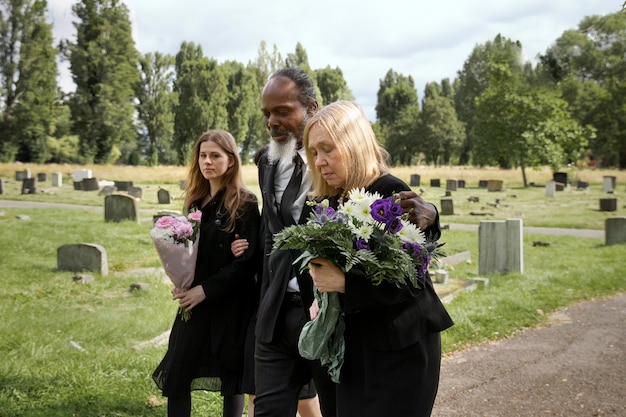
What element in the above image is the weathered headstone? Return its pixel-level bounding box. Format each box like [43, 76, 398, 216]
[478, 180, 488, 188]
[57, 243, 108, 276]
[73, 181, 82, 190]
[457, 180, 466, 189]
[576, 180, 589, 190]
[603, 176, 616, 193]
[410, 174, 420, 186]
[98, 185, 117, 196]
[36, 172, 47, 182]
[553, 172, 568, 186]
[104, 194, 138, 223]
[479, 219, 523, 275]
[114, 180, 133, 191]
[157, 188, 171, 204]
[430, 179, 440, 187]
[444, 190, 452, 197]
[440, 198, 454, 215]
[487, 180, 504, 192]
[73, 169, 92, 182]
[555, 183, 565, 192]
[179, 180, 187, 190]
[0, 178, 4, 195]
[545, 180, 556, 197]
[21, 178, 37, 194]
[51, 172, 62, 187]
[81, 177, 100, 191]
[599, 198, 617, 212]
[446, 180, 457, 191]
[128, 186, 143, 199]
[15, 170, 29, 181]
[605, 217, 626, 246]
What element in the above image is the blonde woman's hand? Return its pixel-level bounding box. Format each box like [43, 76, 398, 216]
[308, 258, 345, 293]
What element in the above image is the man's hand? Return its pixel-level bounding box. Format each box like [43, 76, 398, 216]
[396, 190, 436, 231]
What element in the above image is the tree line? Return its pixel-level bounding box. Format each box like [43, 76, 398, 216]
[1, 0, 624, 182]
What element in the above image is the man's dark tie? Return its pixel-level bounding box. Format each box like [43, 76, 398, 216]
[280, 154, 303, 226]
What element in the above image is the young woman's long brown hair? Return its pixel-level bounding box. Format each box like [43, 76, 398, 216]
[184, 130, 256, 232]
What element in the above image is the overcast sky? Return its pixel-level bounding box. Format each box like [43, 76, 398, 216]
[47, 0, 620, 121]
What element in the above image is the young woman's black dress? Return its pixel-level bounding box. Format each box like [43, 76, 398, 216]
[153, 191, 260, 398]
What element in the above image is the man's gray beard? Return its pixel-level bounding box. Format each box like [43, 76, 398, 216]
[267, 133, 298, 164]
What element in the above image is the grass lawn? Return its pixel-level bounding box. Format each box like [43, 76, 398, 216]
[1, 163, 625, 416]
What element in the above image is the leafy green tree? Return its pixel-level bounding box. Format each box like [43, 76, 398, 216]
[540, 12, 626, 167]
[221, 60, 258, 161]
[473, 67, 590, 186]
[385, 105, 420, 165]
[67, 0, 139, 164]
[453, 34, 524, 164]
[136, 51, 176, 165]
[0, 0, 57, 162]
[315, 65, 354, 105]
[375, 69, 418, 127]
[419, 95, 465, 166]
[173, 41, 228, 164]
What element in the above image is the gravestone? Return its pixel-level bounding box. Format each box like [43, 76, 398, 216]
[98, 185, 117, 196]
[73, 169, 92, 182]
[51, 172, 62, 187]
[440, 198, 454, 215]
[114, 180, 133, 191]
[37, 172, 47, 182]
[179, 180, 187, 190]
[73, 181, 83, 190]
[430, 179, 441, 187]
[458, 180, 465, 189]
[21, 178, 37, 194]
[81, 177, 100, 191]
[576, 180, 589, 190]
[445, 191, 452, 197]
[410, 174, 420, 186]
[553, 172, 568, 186]
[603, 176, 616, 193]
[479, 219, 524, 275]
[128, 186, 143, 199]
[446, 180, 457, 191]
[15, 170, 30, 181]
[57, 243, 108, 276]
[545, 180, 556, 197]
[157, 188, 171, 204]
[605, 217, 626, 246]
[104, 194, 139, 223]
[487, 180, 504, 192]
[478, 180, 488, 188]
[599, 198, 617, 212]
[0, 178, 4, 195]
[555, 183, 565, 192]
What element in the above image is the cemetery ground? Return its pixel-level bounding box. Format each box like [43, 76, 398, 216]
[0, 163, 625, 416]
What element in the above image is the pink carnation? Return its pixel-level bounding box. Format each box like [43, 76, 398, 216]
[188, 210, 202, 222]
[155, 215, 178, 229]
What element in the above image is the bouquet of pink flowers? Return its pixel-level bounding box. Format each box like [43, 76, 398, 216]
[150, 210, 202, 321]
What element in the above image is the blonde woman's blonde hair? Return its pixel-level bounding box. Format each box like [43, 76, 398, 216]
[303, 100, 388, 199]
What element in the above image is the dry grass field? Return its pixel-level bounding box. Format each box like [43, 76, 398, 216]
[3, 162, 625, 187]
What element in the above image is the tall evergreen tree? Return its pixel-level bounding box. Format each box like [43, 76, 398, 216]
[136, 51, 176, 166]
[0, 0, 57, 162]
[67, 0, 139, 164]
[375, 69, 418, 127]
[172, 41, 228, 164]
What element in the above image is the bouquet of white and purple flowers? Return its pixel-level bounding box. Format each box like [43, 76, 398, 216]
[272, 188, 441, 382]
[151, 210, 202, 321]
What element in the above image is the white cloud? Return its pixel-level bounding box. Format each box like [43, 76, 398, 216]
[47, 0, 620, 120]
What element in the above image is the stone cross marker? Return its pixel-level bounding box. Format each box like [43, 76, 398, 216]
[104, 194, 139, 223]
[479, 219, 524, 275]
[57, 243, 108, 276]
